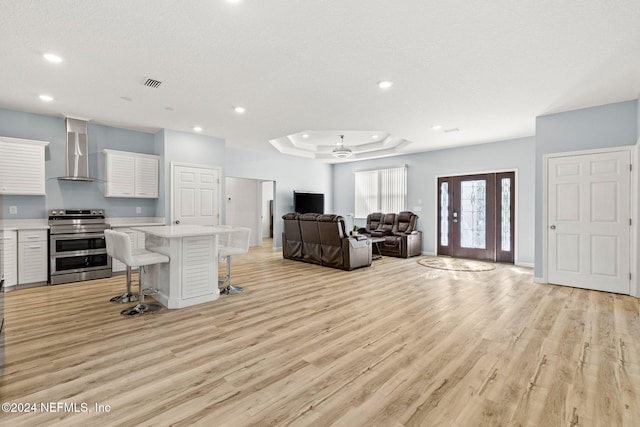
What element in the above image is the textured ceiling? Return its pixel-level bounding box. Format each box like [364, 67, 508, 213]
[1, 0, 639, 162]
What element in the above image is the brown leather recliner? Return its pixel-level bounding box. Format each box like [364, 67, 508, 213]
[282, 212, 302, 259]
[282, 213, 372, 270]
[299, 213, 322, 264]
[378, 211, 422, 257]
[371, 213, 396, 237]
[358, 212, 384, 236]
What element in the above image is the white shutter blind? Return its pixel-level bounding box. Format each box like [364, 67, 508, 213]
[355, 170, 378, 218]
[355, 166, 407, 218]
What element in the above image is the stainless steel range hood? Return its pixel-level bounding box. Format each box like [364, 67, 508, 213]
[58, 117, 94, 182]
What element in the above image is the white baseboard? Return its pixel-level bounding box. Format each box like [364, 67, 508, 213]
[533, 276, 547, 284]
[515, 261, 534, 268]
[421, 251, 437, 256]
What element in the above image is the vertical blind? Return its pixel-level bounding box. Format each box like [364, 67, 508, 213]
[355, 166, 407, 218]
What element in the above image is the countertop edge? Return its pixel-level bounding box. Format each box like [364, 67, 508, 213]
[0, 219, 49, 231]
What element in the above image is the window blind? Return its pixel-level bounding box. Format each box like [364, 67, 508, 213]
[355, 166, 407, 218]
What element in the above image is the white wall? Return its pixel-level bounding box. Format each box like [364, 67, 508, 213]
[157, 129, 226, 223]
[333, 137, 536, 266]
[225, 147, 333, 249]
[225, 177, 262, 246]
[535, 100, 638, 279]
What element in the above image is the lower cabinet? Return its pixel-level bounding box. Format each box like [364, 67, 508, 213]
[18, 230, 47, 285]
[0, 230, 18, 288]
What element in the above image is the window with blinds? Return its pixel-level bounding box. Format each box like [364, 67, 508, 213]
[354, 166, 407, 218]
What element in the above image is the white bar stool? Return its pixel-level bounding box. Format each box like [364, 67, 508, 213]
[218, 226, 251, 295]
[105, 230, 138, 304]
[105, 229, 169, 316]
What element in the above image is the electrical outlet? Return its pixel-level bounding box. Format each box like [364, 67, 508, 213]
[9, 206, 17, 215]
[136, 207, 142, 214]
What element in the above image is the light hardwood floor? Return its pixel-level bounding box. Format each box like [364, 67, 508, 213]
[1, 245, 639, 426]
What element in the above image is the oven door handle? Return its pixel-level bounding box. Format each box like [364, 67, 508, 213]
[50, 233, 106, 240]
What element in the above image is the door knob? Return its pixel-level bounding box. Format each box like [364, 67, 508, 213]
[550, 225, 556, 229]
[175, 220, 180, 224]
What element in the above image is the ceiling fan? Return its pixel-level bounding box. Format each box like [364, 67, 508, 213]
[332, 134, 353, 159]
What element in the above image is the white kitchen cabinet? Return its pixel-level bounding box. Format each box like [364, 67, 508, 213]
[17, 230, 47, 285]
[0, 136, 49, 195]
[0, 231, 18, 288]
[104, 149, 159, 198]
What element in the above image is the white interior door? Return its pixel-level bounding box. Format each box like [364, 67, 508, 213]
[172, 164, 220, 226]
[547, 150, 631, 294]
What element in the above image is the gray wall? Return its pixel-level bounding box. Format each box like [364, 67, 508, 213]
[224, 147, 333, 249]
[159, 129, 226, 224]
[333, 137, 536, 266]
[534, 99, 639, 278]
[0, 108, 157, 219]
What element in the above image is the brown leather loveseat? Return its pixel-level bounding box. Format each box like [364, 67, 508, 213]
[282, 213, 372, 270]
[359, 211, 422, 258]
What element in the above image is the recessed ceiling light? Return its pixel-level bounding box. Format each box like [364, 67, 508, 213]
[377, 80, 393, 89]
[226, 0, 242, 3]
[234, 106, 246, 114]
[431, 125, 442, 131]
[43, 53, 63, 63]
[39, 94, 54, 102]
[193, 126, 202, 132]
[302, 133, 309, 138]
[372, 134, 379, 139]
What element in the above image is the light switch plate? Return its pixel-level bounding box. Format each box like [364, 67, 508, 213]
[136, 207, 142, 214]
[9, 205, 17, 215]
[413, 206, 422, 212]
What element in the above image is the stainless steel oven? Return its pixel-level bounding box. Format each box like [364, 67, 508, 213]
[48, 209, 112, 285]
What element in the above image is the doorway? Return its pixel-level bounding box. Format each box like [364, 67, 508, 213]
[225, 177, 275, 247]
[438, 172, 515, 262]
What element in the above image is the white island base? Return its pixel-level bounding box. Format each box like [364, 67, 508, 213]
[132, 225, 230, 309]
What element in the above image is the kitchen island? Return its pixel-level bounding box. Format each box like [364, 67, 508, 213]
[131, 224, 231, 309]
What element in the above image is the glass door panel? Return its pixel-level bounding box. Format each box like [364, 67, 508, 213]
[459, 179, 486, 249]
[496, 172, 515, 263]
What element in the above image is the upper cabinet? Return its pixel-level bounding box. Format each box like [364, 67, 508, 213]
[0, 136, 49, 195]
[104, 149, 159, 198]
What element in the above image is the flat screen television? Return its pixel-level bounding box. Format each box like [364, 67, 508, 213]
[294, 191, 324, 214]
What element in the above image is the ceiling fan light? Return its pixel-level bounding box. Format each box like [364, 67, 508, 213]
[332, 134, 353, 158]
[332, 147, 353, 159]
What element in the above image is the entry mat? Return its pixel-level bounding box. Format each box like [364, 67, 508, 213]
[417, 256, 496, 272]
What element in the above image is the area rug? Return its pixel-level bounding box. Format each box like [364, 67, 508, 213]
[417, 256, 496, 272]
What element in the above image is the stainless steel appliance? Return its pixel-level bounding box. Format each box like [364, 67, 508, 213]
[48, 209, 111, 285]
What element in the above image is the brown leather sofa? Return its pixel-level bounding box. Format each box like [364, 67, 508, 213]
[282, 213, 372, 270]
[359, 211, 422, 258]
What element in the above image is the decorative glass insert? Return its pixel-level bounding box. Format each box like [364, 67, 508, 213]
[501, 178, 511, 251]
[460, 180, 486, 249]
[440, 181, 449, 246]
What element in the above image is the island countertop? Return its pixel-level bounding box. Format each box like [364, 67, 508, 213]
[131, 224, 230, 238]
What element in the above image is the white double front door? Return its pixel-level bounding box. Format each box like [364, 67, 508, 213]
[547, 149, 631, 294]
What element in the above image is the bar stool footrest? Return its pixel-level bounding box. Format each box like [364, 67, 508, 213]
[220, 285, 243, 295]
[110, 292, 139, 304]
[121, 303, 162, 317]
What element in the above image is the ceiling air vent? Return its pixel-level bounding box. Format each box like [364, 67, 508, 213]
[143, 78, 162, 88]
